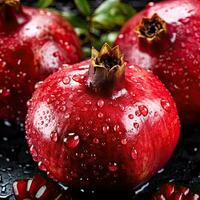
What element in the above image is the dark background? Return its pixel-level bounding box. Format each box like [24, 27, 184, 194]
[1, 1, 200, 200]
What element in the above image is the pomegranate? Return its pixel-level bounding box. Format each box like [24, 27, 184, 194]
[0, 0, 81, 120]
[13, 174, 72, 200]
[153, 183, 200, 200]
[25, 44, 180, 189]
[115, 0, 200, 124]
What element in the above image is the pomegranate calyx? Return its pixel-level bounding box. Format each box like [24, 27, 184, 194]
[0, 0, 20, 10]
[87, 43, 125, 93]
[135, 13, 167, 43]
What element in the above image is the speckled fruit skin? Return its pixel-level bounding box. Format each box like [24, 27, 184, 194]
[0, 4, 81, 120]
[25, 59, 180, 189]
[115, 0, 200, 124]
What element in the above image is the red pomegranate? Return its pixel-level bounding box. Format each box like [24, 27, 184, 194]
[115, 0, 200, 124]
[0, 0, 81, 120]
[25, 44, 180, 189]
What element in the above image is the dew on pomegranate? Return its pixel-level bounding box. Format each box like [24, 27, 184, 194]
[133, 122, 139, 129]
[97, 99, 104, 108]
[93, 138, 99, 144]
[160, 99, 171, 111]
[64, 133, 80, 148]
[128, 114, 134, 119]
[121, 138, 127, 145]
[62, 76, 71, 85]
[38, 161, 47, 171]
[102, 125, 110, 133]
[108, 162, 118, 172]
[97, 112, 104, 118]
[30, 145, 38, 158]
[50, 131, 58, 142]
[131, 147, 138, 160]
[138, 105, 148, 116]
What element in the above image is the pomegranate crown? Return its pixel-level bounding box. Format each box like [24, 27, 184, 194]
[135, 13, 167, 43]
[0, 0, 20, 8]
[87, 43, 125, 93]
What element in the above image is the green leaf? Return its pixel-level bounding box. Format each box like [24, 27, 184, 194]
[101, 32, 118, 45]
[61, 12, 87, 29]
[36, 0, 54, 8]
[74, 0, 91, 16]
[83, 47, 91, 58]
[92, 0, 135, 30]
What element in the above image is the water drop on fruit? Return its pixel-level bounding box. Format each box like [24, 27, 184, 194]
[97, 112, 104, 118]
[138, 105, 148, 116]
[133, 123, 139, 129]
[34, 81, 43, 90]
[50, 131, 58, 142]
[1, 88, 10, 97]
[72, 74, 85, 83]
[128, 114, 134, 119]
[64, 133, 80, 148]
[121, 138, 127, 145]
[38, 161, 47, 171]
[108, 162, 118, 172]
[93, 138, 99, 144]
[102, 125, 110, 133]
[131, 147, 138, 159]
[97, 99, 104, 108]
[62, 76, 70, 85]
[160, 99, 171, 111]
[30, 145, 38, 158]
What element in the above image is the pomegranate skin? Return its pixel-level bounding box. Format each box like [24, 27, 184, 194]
[25, 59, 180, 189]
[0, 5, 82, 120]
[115, 0, 200, 124]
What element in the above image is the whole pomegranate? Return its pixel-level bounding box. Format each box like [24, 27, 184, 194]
[26, 44, 180, 189]
[115, 0, 200, 124]
[0, 0, 81, 120]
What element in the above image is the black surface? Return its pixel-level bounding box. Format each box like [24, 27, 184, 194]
[1, 0, 200, 200]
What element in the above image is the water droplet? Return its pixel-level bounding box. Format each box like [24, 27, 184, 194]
[108, 162, 118, 172]
[0, 88, 10, 97]
[30, 145, 37, 157]
[72, 74, 85, 83]
[97, 99, 104, 108]
[98, 112, 104, 118]
[50, 131, 58, 142]
[135, 110, 141, 117]
[131, 147, 138, 159]
[133, 123, 139, 129]
[93, 138, 99, 144]
[102, 125, 110, 133]
[64, 133, 80, 148]
[160, 99, 171, 111]
[113, 125, 120, 132]
[118, 34, 124, 39]
[138, 105, 148, 116]
[62, 76, 70, 85]
[38, 161, 47, 171]
[128, 114, 134, 119]
[34, 81, 43, 90]
[121, 138, 127, 145]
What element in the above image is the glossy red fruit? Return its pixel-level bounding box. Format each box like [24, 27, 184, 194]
[153, 183, 200, 200]
[26, 44, 180, 189]
[0, 0, 81, 120]
[115, 0, 200, 124]
[13, 174, 71, 200]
